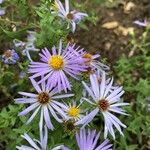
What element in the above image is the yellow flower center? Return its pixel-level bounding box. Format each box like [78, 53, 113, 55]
[48, 55, 64, 70]
[83, 53, 92, 60]
[68, 107, 80, 117]
[38, 92, 50, 104]
[83, 53, 93, 65]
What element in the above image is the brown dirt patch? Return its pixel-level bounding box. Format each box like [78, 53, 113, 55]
[74, 0, 150, 65]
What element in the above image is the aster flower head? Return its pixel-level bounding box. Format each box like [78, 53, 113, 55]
[76, 128, 112, 150]
[17, 125, 69, 150]
[16, 125, 48, 150]
[15, 78, 74, 130]
[13, 31, 39, 61]
[53, 0, 88, 32]
[76, 71, 129, 139]
[1, 49, 19, 64]
[145, 97, 150, 111]
[57, 100, 86, 132]
[61, 101, 84, 122]
[80, 50, 109, 75]
[29, 40, 86, 92]
[134, 20, 150, 27]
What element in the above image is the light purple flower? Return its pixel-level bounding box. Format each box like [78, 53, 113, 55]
[60, 101, 85, 122]
[53, 0, 88, 32]
[76, 128, 112, 150]
[29, 40, 86, 92]
[15, 79, 74, 130]
[16, 125, 48, 150]
[134, 20, 149, 27]
[61, 101, 86, 132]
[79, 50, 109, 74]
[17, 125, 69, 150]
[1, 49, 19, 64]
[76, 71, 129, 139]
[13, 31, 39, 61]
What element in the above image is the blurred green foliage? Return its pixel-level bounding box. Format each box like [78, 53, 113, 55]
[112, 27, 150, 150]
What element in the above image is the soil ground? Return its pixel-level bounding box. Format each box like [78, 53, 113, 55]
[75, 0, 150, 65]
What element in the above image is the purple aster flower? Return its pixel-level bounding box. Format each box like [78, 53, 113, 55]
[61, 101, 86, 132]
[15, 79, 74, 130]
[16, 125, 48, 150]
[76, 72, 129, 139]
[1, 49, 19, 64]
[53, 0, 88, 32]
[79, 50, 109, 74]
[76, 128, 112, 150]
[29, 40, 86, 92]
[17, 125, 69, 150]
[13, 31, 39, 61]
[134, 20, 149, 27]
[60, 101, 85, 122]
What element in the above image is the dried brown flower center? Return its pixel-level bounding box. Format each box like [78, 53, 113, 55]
[38, 92, 50, 104]
[98, 99, 109, 111]
[65, 120, 75, 131]
[84, 67, 95, 75]
[4, 50, 12, 58]
[67, 13, 74, 20]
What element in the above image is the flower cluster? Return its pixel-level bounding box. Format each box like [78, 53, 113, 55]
[16, 38, 128, 148]
[10, 0, 129, 149]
